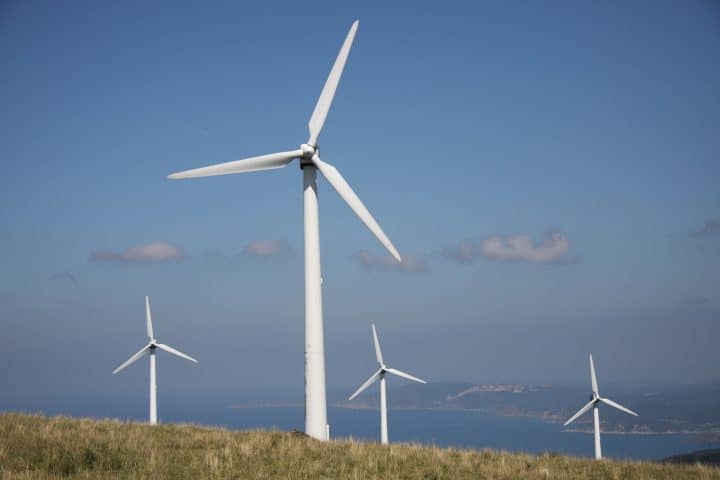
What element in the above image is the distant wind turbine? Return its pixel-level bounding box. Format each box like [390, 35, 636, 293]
[167, 20, 402, 440]
[564, 354, 638, 459]
[348, 323, 426, 444]
[113, 296, 198, 425]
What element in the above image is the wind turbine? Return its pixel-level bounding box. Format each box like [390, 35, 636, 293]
[564, 354, 638, 459]
[167, 21, 401, 440]
[113, 296, 198, 425]
[348, 323, 426, 444]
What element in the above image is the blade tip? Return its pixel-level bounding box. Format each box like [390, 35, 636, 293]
[168, 170, 195, 180]
[388, 245, 402, 263]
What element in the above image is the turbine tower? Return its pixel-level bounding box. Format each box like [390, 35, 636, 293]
[348, 323, 426, 444]
[113, 296, 198, 425]
[564, 354, 638, 459]
[167, 21, 401, 440]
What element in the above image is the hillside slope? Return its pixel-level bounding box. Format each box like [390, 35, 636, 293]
[1, 413, 718, 479]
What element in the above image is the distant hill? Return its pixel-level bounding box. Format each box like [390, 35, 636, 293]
[330, 382, 720, 437]
[2, 413, 718, 479]
[664, 448, 720, 466]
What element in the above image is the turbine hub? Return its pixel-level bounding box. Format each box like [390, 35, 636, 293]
[300, 143, 316, 158]
[299, 144, 318, 169]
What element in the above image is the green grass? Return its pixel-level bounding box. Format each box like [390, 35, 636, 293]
[1, 413, 718, 479]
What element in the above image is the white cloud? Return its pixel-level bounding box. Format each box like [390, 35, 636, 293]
[442, 232, 575, 264]
[481, 232, 570, 263]
[89, 242, 185, 264]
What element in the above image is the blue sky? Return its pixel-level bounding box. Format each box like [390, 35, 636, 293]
[1, 0, 719, 409]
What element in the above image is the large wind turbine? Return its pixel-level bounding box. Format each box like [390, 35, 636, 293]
[167, 21, 401, 440]
[564, 354, 638, 459]
[113, 296, 198, 425]
[348, 324, 426, 444]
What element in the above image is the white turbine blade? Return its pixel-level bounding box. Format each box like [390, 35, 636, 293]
[168, 150, 302, 180]
[563, 399, 596, 426]
[307, 20, 359, 146]
[371, 323, 384, 365]
[112, 344, 151, 375]
[348, 368, 382, 400]
[600, 397, 638, 417]
[386, 367, 427, 385]
[155, 343, 198, 364]
[145, 296, 154, 340]
[313, 155, 401, 262]
[590, 353, 599, 396]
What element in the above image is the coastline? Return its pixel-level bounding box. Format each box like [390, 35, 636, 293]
[227, 402, 720, 440]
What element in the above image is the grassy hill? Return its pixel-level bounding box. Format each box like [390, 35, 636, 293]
[1, 413, 719, 479]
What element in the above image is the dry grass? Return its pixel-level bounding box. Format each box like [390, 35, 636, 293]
[0, 412, 718, 479]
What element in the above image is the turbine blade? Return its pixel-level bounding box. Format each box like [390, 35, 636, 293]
[590, 353, 599, 396]
[155, 343, 199, 364]
[145, 296, 154, 340]
[600, 397, 638, 417]
[313, 155, 401, 262]
[348, 368, 382, 400]
[307, 20, 359, 146]
[371, 323, 384, 365]
[386, 367, 426, 384]
[168, 150, 302, 180]
[563, 399, 596, 426]
[112, 344, 151, 375]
